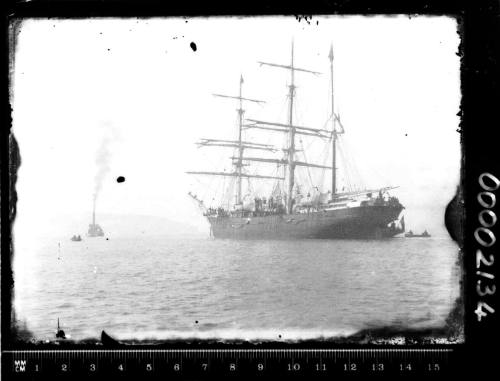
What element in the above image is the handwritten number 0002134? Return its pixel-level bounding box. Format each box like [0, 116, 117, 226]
[474, 173, 498, 322]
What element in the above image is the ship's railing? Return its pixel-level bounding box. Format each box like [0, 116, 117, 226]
[204, 206, 287, 218]
[203, 193, 402, 218]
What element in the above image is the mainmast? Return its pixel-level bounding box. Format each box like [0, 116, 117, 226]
[256, 41, 323, 214]
[330, 45, 336, 197]
[287, 42, 296, 215]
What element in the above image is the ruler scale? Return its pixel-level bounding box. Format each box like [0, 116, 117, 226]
[4, 348, 456, 378]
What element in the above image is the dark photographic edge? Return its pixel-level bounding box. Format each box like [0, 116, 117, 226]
[2, 5, 497, 380]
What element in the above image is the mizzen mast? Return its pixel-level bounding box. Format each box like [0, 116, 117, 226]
[329, 44, 344, 199]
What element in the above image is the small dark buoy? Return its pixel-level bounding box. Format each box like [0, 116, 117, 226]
[116, 176, 125, 183]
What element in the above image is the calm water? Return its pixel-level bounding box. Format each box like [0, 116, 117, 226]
[14, 236, 461, 341]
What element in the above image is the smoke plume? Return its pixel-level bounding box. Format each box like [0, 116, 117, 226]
[93, 124, 116, 202]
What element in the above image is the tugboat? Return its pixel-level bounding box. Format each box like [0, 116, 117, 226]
[88, 196, 105, 237]
[405, 229, 431, 238]
[70, 235, 82, 242]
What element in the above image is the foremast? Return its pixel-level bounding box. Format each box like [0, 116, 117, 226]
[236, 76, 245, 204]
[212, 76, 267, 205]
[186, 76, 281, 206]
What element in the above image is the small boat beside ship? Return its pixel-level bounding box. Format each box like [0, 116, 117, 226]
[405, 229, 431, 238]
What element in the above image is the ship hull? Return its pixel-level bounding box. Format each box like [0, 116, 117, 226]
[207, 205, 404, 239]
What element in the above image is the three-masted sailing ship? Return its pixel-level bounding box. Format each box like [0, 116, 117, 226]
[187, 42, 404, 239]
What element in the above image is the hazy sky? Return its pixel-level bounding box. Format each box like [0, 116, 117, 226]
[11, 16, 461, 239]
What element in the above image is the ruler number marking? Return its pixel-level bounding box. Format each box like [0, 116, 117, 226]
[372, 363, 384, 371]
[344, 363, 357, 371]
[287, 363, 300, 371]
[400, 363, 413, 371]
[428, 363, 441, 371]
[315, 363, 326, 371]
